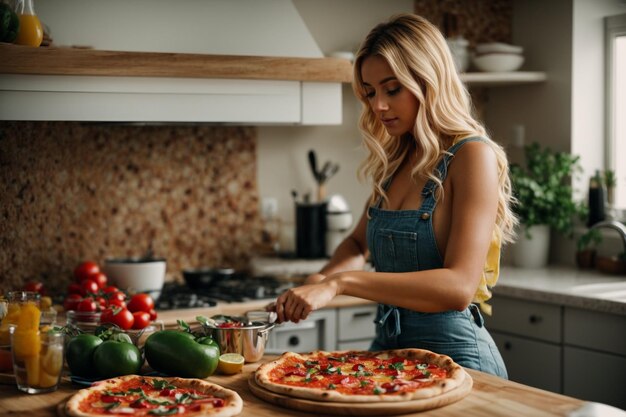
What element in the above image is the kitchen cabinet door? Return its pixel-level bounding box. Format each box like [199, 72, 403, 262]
[491, 331, 562, 393]
[265, 309, 336, 353]
[564, 346, 626, 409]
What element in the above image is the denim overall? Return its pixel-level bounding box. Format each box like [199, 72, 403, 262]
[366, 137, 508, 378]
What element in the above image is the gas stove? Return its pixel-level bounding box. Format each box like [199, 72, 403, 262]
[156, 275, 294, 310]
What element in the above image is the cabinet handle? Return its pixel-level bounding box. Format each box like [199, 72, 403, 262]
[288, 336, 300, 347]
[504, 342, 512, 350]
[529, 315, 542, 324]
[353, 311, 374, 318]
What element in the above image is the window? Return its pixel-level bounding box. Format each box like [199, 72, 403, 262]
[605, 14, 626, 209]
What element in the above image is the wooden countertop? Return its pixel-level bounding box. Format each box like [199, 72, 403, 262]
[0, 356, 585, 417]
[156, 295, 374, 328]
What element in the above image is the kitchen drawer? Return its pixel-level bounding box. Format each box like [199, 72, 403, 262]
[337, 305, 377, 342]
[564, 346, 626, 409]
[265, 309, 336, 354]
[563, 307, 626, 356]
[268, 320, 320, 353]
[484, 296, 562, 343]
[492, 331, 561, 393]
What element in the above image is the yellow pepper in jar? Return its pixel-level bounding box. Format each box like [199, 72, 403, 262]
[13, 302, 41, 386]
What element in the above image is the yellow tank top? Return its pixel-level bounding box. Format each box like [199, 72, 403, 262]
[473, 229, 501, 316]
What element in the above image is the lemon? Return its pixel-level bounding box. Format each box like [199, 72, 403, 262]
[217, 353, 245, 375]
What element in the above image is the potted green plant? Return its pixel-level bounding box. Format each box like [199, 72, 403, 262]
[603, 169, 616, 207]
[509, 143, 587, 268]
[575, 228, 602, 269]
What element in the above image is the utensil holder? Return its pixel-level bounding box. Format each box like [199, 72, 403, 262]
[296, 202, 327, 258]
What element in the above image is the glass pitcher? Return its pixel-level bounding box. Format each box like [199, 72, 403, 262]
[14, 0, 43, 47]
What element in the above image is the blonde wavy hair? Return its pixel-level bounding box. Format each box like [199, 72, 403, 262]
[353, 13, 517, 244]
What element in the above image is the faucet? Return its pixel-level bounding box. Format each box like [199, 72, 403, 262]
[589, 220, 626, 254]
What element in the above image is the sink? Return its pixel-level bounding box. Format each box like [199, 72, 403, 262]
[570, 281, 626, 301]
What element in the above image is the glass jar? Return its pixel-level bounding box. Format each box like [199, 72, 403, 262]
[0, 291, 41, 372]
[14, 0, 43, 47]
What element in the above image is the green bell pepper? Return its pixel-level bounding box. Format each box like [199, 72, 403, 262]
[145, 330, 220, 378]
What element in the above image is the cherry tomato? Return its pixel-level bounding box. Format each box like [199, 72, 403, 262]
[132, 311, 151, 330]
[67, 283, 82, 295]
[101, 307, 134, 330]
[108, 291, 126, 303]
[77, 298, 97, 312]
[148, 309, 157, 321]
[74, 261, 100, 282]
[102, 285, 119, 294]
[92, 272, 108, 289]
[95, 296, 107, 309]
[108, 298, 127, 309]
[23, 281, 44, 294]
[127, 294, 155, 313]
[80, 279, 99, 296]
[63, 294, 83, 311]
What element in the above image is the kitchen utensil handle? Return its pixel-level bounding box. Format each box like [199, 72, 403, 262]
[317, 183, 327, 202]
[308, 150, 318, 181]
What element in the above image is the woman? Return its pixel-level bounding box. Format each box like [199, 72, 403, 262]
[272, 13, 517, 378]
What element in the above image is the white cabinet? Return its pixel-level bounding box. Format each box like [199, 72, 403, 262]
[562, 307, 626, 408]
[265, 309, 336, 354]
[265, 304, 378, 353]
[336, 305, 377, 350]
[484, 296, 563, 392]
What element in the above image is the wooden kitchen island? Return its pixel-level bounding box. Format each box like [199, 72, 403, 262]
[0, 356, 586, 417]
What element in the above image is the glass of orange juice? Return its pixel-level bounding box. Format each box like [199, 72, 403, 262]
[14, 0, 43, 47]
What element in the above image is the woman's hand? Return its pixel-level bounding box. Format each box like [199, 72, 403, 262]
[274, 280, 340, 323]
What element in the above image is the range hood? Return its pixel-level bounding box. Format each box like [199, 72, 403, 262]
[0, 0, 351, 124]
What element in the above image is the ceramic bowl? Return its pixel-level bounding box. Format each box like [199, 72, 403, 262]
[103, 258, 166, 299]
[472, 53, 524, 72]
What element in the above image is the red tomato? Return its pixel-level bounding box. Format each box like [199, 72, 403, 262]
[92, 272, 108, 289]
[63, 294, 83, 311]
[74, 261, 100, 282]
[102, 285, 119, 294]
[77, 298, 97, 312]
[132, 311, 151, 330]
[67, 283, 82, 295]
[148, 309, 158, 321]
[80, 279, 99, 296]
[95, 296, 107, 309]
[23, 281, 44, 294]
[107, 298, 127, 309]
[108, 291, 126, 303]
[127, 294, 155, 313]
[101, 307, 134, 330]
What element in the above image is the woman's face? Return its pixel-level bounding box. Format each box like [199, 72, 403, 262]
[360, 55, 419, 137]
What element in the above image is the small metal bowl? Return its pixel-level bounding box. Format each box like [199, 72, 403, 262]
[200, 315, 274, 363]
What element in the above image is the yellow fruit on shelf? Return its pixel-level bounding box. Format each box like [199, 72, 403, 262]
[217, 353, 245, 375]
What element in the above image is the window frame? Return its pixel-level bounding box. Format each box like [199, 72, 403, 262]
[605, 13, 626, 209]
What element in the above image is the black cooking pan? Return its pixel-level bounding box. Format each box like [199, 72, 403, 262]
[182, 267, 235, 289]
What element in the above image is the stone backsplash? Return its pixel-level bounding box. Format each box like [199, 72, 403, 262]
[0, 122, 262, 294]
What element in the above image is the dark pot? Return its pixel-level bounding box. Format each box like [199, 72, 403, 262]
[182, 267, 236, 290]
[575, 250, 596, 269]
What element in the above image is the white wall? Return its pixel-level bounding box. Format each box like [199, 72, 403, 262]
[257, 0, 413, 249]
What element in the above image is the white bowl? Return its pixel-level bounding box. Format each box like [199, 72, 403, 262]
[103, 258, 166, 299]
[475, 42, 523, 55]
[472, 53, 524, 72]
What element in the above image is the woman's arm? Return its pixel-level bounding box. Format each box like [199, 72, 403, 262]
[275, 142, 499, 322]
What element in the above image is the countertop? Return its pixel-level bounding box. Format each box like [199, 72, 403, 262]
[0, 356, 587, 417]
[497, 266, 626, 315]
[251, 257, 626, 316]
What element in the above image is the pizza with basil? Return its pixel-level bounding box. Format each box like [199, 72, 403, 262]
[65, 375, 243, 417]
[255, 349, 466, 403]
